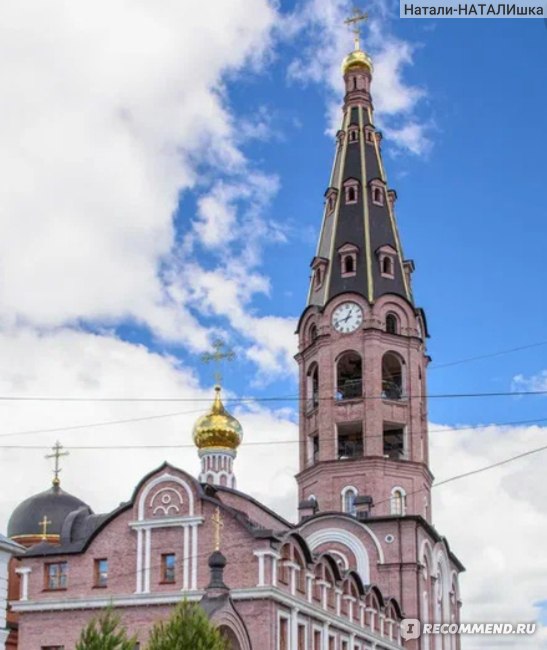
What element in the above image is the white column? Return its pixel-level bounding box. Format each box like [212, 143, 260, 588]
[136, 528, 143, 593]
[182, 525, 189, 591]
[144, 527, 151, 593]
[254, 552, 265, 587]
[291, 607, 299, 650]
[191, 524, 198, 590]
[15, 567, 31, 602]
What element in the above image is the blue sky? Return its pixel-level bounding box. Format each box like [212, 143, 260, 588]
[162, 10, 547, 428]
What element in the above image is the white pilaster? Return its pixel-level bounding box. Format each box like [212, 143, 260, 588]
[182, 524, 189, 591]
[15, 567, 31, 602]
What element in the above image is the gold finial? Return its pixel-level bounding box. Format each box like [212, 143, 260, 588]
[344, 7, 368, 51]
[39, 515, 52, 540]
[212, 506, 224, 552]
[46, 441, 69, 488]
[201, 339, 236, 386]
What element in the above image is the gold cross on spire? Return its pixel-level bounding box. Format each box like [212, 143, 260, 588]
[201, 339, 236, 386]
[39, 515, 52, 540]
[45, 441, 69, 488]
[344, 7, 368, 51]
[212, 506, 224, 552]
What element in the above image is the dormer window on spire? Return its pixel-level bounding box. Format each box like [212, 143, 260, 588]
[348, 126, 359, 143]
[325, 188, 338, 215]
[343, 179, 359, 205]
[377, 245, 397, 280]
[338, 243, 359, 278]
[369, 179, 386, 207]
[364, 125, 375, 145]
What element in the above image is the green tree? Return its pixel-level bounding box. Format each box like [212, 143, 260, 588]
[146, 601, 228, 650]
[75, 607, 137, 650]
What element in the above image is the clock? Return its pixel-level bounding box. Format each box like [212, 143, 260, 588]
[332, 302, 363, 333]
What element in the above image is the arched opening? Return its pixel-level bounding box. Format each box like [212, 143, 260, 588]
[342, 486, 357, 516]
[314, 267, 322, 288]
[306, 364, 319, 410]
[386, 313, 398, 335]
[382, 352, 403, 400]
[344, 255, 354, 274]
[372, 187, 384, 205]
[219, 626, 242, 650]
[382, 256, 393, 276]
[336, 352, 362, 400]
[348, 186, 356, 202]
[391, 488, 406, 515]
[309, 323, 318, 343]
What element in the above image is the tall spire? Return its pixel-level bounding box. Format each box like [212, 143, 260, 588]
[307, 21, 413, 310]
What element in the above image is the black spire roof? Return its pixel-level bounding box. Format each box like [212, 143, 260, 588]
[307, 54, 413, 309]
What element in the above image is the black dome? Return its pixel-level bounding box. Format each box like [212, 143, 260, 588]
[8, 484, 89, 540]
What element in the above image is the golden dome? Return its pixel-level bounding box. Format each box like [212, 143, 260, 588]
[341, 48, 373, 75]
[193, 385, 243, 452]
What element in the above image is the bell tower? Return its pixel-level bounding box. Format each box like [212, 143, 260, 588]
[295, 29, 432, 522]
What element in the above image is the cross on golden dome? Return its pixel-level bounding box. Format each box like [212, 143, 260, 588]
[201, 339, 236, 386]
[45, 441, 69, 488]
[344, 7, 368, 51]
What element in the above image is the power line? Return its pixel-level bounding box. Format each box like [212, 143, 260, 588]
[0, 388, 545, 404]
[429, 339, 547, 370]
[0, 408, 206, 440]
[1, 415, 546, 450]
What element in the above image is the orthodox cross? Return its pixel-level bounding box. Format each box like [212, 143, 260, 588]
[201, 339, 236, 385]
[344, 8, 368, 50]
[39, 515, 52, 540]
[212, 506, 224, 552]
[46, 441, 69, 487]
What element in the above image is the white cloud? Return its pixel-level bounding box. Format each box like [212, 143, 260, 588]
[0, 0, 278, 354]
[431, 421, 547, 648]
[512, 370, 547, 392]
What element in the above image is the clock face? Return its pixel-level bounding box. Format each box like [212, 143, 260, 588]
[332, 302, 363, 334]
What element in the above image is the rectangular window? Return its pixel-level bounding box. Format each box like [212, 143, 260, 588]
[314, 630, 322, 650]
[298, 624, 306, 650]
[279, 617, 289, 650]
[383, 425, 405, 460]
[337, 422, 363, 459]
[44, 562, 67, 591]
[329, 635, 336, 650]
[161, 553, 176, 583]
[94, 558, 108, 588]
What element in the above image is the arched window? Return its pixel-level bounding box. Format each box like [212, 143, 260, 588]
[342, 486, 358, 516]
[336, 352, 362, 400]
[309, 323, 318, 343]
[382, 352, 403, 400]
[374, 187, 383, 204]
[279, 545, 291, 585]
[306, 364, 319, 410]
[391, 488, 406, 515]
[382, 256, 393, 276]
[348, 186, 356, 202]
[386, 313, 398, 335]
[344, 255, 354, 274]
[315, 267, 322, 288]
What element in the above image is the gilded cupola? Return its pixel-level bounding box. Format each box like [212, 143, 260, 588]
[193, 385, 243, 453]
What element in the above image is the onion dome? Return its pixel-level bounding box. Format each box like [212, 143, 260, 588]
[7, 483, 89, 546]
[193, 385, 243, 452]
[342, 47, 373, 75]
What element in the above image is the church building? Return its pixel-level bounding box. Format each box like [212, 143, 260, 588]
[4, 24, 463, 650]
